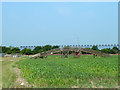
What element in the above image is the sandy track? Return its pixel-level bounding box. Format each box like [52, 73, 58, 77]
[14, 65, 31, 88]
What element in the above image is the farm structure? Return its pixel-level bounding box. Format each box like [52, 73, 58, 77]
[30, 47, 110, 59]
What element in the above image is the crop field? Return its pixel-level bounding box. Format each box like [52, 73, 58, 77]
[16, 55, 118, 88]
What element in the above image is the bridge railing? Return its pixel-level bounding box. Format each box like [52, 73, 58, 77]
[20, 44, 120, 50]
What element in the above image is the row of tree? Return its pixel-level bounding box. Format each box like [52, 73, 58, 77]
[91, 45, 119, 54]
[1, 45, 119, 55]
[1, 45, 59, 55]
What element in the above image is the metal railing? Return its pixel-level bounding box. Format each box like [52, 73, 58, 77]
[20, 44, 120, 49]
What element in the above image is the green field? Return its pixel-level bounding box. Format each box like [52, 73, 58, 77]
[16, 55, 118, 88]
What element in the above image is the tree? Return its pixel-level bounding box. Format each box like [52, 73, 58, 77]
[2, 46, 8, 53]
[21, 48, 27, 55]
[11, 47, 20, 54]
[33, 46, 42, 54]
[101, 48, 111, 54]
[92, 45, 99, 51]
[6, 50, 12, 54]
[112, 46, 119, 51]
[63, 46, 71, 49]
[0, 46, 2, 53]
[42, 45, 52, 51]
[52, 46, 59, 49]
[110, 49, 116, 54]
[39, 49, 44, 53]
[110, 46, 119, 54]
[25, 49, 32, 55]
[2, 46, 12, 54]
[85, 48, 91, 49]
[21, 48, 32, 55]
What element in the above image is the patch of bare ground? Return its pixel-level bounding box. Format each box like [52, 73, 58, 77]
[72, 80, 118, 88]
[90, 80, 118, 88]
[13, 65, 31, 88]
[72, 85, 79, 88]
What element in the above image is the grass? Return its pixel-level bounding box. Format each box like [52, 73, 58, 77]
[17, 55, 118, 88]
[2, 57, 20, 88]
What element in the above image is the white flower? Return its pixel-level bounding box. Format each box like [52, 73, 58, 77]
[21, 82, 24, 85]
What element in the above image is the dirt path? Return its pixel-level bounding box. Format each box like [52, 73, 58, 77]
[13, 65, 31, 88]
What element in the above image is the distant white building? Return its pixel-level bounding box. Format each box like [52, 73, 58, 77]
[13, 53, 21, 57]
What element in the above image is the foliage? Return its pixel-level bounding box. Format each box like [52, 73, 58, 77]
[110, 49, 117, 54]
[33, 46, 42, 54]
[2, 47, 11, 54]
[112, 46, 119, 51]
[39, 49, 44, 53]
[11, 47, 20, 54]
[1, 45, 119, 55]
[63, 46, 71, 49]
[69, 51, 74, 54]
[2, 57, 20, 88]
[92, 45, 99, 51]
[42, 45, 52, 51]
[52, 46, 59, 49]
[21, 48, 27, 55]
[21, 48, 32, 55]
[17, 55, 118, 88]
[25, 49, 32, 55]
[6, 50, 12, 54]
[110, 46, 119, 54]
[101, 47, 119, 54]
[101, 48, 111, 54]
[2, 46, 20, 54]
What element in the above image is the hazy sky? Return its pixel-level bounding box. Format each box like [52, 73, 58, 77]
[2, 2, 118, 46]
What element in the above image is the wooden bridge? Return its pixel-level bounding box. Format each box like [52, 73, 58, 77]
[30, 47, 110, 59]
[80, 48, 110, 57]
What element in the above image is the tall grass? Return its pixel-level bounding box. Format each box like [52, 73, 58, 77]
[2, 57, 19, 88]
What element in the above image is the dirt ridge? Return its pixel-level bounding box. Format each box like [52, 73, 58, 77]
[14, 65, 31, 88]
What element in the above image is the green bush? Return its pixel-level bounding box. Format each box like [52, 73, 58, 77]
[33, 46, 42, 54]
[101, 48, 111, 54]
[92, 45, 99, 51]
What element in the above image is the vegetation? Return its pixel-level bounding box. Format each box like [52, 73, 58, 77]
[1, 45, 59, 55]
[25, 49, 32, 55]
[92, 45, 99, 51]
[101, 48, 111, 54]
[11, 47, 20, 54]
[17, 55, 118, 88]
[101, 46, 119, 54]
[52, 46, 59, 49]
[21, 48, 27, 55]
[1, 46, 20, 54]
[1, 45, 119, 55]
[2, 57, 20, 88]
[33, 46, 42, 54]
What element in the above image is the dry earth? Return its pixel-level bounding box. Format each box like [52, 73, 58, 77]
[13, 65, 31, 88]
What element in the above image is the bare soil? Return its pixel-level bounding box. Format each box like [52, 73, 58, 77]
[13, 65, 31, 88]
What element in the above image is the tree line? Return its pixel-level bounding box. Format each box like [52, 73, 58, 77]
[1, 45, 119, 55]
[91, 45, 119, 54]
[1, 45, 59, 55]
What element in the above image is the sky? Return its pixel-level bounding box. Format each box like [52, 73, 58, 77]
[2, 2, 118, 46]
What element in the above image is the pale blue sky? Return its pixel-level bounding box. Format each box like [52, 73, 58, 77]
[2, 2, 118, 46]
